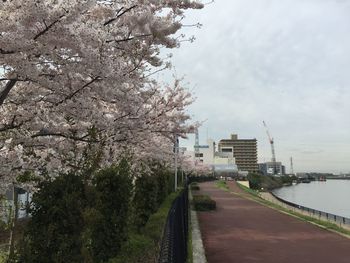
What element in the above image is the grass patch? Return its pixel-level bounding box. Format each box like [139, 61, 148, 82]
[215, 180, 229, 191]
[187, 222, 193, 263]
[0, 248, 8, 263]
[236, 181, 260, 197]
[236, 183, 350, 237]
[192, 195, 216, 211]
[110, 192, 179, 263]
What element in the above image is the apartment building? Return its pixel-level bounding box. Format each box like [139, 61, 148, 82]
[218, 134, 258, 173]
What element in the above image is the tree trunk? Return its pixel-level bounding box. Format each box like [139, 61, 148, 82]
[8, 184, 18, 261]
[0, 79, 17, 106]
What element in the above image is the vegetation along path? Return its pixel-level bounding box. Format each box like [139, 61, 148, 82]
[196, 181, 350, 263]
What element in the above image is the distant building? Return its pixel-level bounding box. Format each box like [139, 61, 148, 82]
[218, 134, 258, 173]
[258, 162, 285, 176]
[193, 138, 238, 176]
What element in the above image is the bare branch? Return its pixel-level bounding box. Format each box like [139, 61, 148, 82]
[103, 5, 137, 26]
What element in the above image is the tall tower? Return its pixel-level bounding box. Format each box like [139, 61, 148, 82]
[290, 157, 294, 175]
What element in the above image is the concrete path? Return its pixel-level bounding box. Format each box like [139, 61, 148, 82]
[196, 181, 350, 263]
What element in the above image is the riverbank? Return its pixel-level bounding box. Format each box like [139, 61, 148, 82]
[235, 181, 350, 235]
[261, 192, 350, 232]
[273, 180, 350, 219]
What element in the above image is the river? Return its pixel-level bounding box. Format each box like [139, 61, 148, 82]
[273, 179, 350, 218]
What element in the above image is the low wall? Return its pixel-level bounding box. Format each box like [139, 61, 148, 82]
[236, 181, 250, 188]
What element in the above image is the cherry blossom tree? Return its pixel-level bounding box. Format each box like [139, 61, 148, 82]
[0, 0, 203, 190]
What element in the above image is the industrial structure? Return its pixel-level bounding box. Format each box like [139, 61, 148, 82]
[290, 157, 294, 175]
[262, 121, 278, 175]
[258, 162, 285, 176]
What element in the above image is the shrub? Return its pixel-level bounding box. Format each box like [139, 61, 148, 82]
[132, 166, 175, 232]
[247, 173, 262, 190]
[110, 192, 178, 263]
[189, 176, 216, 183]
[193, 195, 216, 211]
[19, 161, 133, 263]
[84, 160, 133, 262]
[19, 173, 86, 263]
[190, 184, 200, 191]
[132, 173, 159, 231]
[153, 168, 172, 206]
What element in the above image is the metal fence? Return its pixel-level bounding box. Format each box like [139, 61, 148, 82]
[270, 192, 350, 226]
[159, 187, 189, 263]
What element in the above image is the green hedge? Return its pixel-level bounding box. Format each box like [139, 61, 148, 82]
[190, 184, 200, 191]
[110, 192, 179, 263]
[15, 161, 177, 262]
[189, 176, 216, 183]
[193, 195, 216, 211]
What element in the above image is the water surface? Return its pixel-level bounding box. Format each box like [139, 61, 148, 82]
[273, 180, 350, 218]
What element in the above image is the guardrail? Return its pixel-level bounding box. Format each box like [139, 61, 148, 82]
[270, 192, 350, 226]
[158, 186, 189, 263]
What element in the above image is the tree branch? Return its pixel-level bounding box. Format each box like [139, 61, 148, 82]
[31, 131, 100, 143]
[103, 5, 137, 26]
[0, 117, 28, 132]
[0, 79, 17, 106]
[33, 14, 65, 40]
[56, 76, 101, 105]
[0, 48, 15, 54]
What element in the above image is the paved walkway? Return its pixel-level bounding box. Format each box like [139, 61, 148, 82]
[196, 181, 350, 263]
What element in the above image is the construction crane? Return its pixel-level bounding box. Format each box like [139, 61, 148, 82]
[263, 121, 277, 175]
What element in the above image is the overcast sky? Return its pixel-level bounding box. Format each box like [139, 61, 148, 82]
[159, 0, 350, 174]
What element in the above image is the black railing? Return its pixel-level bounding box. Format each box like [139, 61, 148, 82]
[159, 186, 189, 263]
[270, 192, 350, 225]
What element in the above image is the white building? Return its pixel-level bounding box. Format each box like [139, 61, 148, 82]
[193, 139, 238, 175]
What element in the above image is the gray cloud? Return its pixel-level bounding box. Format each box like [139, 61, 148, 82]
[160, 0, 350, 173]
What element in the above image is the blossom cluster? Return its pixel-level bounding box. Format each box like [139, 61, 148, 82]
[0, 0, 203, 190]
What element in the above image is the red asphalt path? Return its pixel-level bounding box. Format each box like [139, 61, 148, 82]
[196, 181, 350, 263]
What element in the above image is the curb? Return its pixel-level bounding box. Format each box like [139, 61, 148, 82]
[189, 189, 207, 263]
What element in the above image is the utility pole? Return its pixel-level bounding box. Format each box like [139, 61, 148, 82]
[194, 128, 200, 164]
[174, 135, 179, 191]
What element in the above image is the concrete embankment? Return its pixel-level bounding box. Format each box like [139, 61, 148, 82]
[196, 181, 350, 263]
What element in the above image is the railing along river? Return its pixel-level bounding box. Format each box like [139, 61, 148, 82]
[270, 192, 350, 226]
